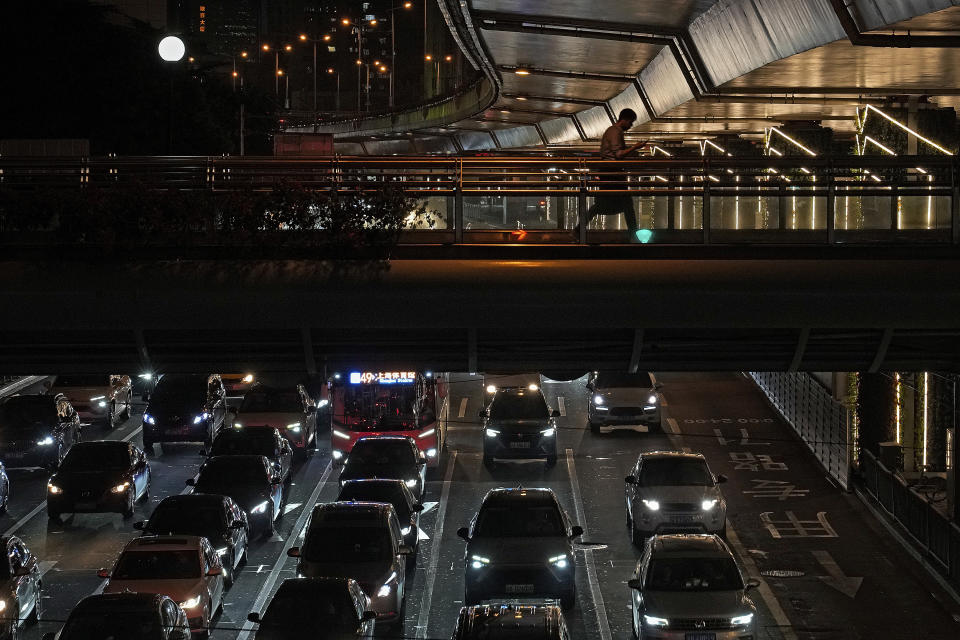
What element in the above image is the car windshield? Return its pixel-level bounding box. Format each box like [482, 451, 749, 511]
[0, 397, 55, 434]
[639, 459, 714, 487]
[61, 613, 164, 640]
[595, 371, 654, 389]
[211, 432, 275, 457]
[337, 485, 409, 519]
[151, 376, 206, 405]
[337, 383, 418, 431]
[148, 503, 226, 536]
[347, 441, 415, 468]
[60, 445, 130, 472]
[260, 591, 357, 631]
[646, 557, 744, 591]
[112, 550, 200, 580]
[304, 527, 392, 563]
[54, 375, 111, 387]
[195, 459, 266, 492]
[474, 505, 565, 537]
[489, 392, 549, 420]
[240, 389, 301, 413]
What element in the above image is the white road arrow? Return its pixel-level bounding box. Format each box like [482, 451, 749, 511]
[38, 561, 58, 579]
[812, 550, 863, 598]
[420, 501, 438, 516]
[282, 502, 303, 515]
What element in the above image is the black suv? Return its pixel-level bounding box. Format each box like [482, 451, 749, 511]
[0, 394, 81, 470]
[480, 388, 560, 468]
[142, 375, 227, 453]
[453, 604, 571, 640]
[457, 488, 582, 610]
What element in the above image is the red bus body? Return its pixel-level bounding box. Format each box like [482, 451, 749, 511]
[329, 371, 447, 468]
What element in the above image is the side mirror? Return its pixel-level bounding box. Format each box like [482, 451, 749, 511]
[456, 527, 470, 541]
[287, 547, 301, 558]
[13, 567, 31, 578]
[96, 568, 110, 579]
[624, 475, 637, 485]
[477, 409, 488, 418]
[745, 578, 760, 591]
[231, 520, 245, 530]
[715, 474, 728, 484]
[185, 478, 196, 486]
[551, 409, 561, 418]
[627, 578, 642, 590]
[247, 612, 262, 624]
[570, 525, 584, 538]
[361, 610, 377, 621]
[206, 566, 223, 577]
[585, 381, 594, 391]
[133, 521, 145, 531]
[413, 503, 425, 512]
[121, 376, 132, 386]
[398, 544, 413, 555]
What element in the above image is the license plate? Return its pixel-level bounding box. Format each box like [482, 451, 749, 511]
[165, 427, 188, 435]
[75, 501, 96, 510]
[509, 441, 531, 449]
[670, 515, 697, 524]
[685, 634, 715, 640]
[505, 584, 534, 593]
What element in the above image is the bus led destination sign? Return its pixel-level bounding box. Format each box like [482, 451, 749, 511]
[349, 371, 416, 384]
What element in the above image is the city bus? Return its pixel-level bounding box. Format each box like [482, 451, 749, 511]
[329, 370, 448, 468]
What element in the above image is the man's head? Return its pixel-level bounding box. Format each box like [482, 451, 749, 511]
[617, 108, 638, 129]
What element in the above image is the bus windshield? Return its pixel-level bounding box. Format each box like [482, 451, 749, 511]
[336, 383, 418, 431]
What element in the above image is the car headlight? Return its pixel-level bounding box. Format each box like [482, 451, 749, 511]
[47, 483, 62, 495]
[400, 526, 411, 536]
[0, 600, 6, 612]
[485, 428, 500, 437]
[332, 450, 344, 460]
[426, 448, 437, 458]
[287, 422, 301, 433]
[643, 615, 668, 628]
[548, 555, 568, 569]
[180, 596, 201, 609]
[193, 413, 209, 425]
[418, 428, 435, 439]
[138, 373, 152, 380]
[528, 384, 538, 391]
[642, 499, 660, 511]
[143, 413, 156, 425]
[485, 385, 496, 394]
[98, 401, 107, 408]
[470, 555, 490, 569]
[540, 427, 555, 437]
[405, 479, 417, 488]
[111, 481, 131, 494]
[90, 395, 106, 402]
[318, 399, 329, 408]
[647, 394, 658, 404]
[242, 374, 254, 384]
[250, 501, 269, 515]
[215, 547, 228, 556]
[702, 499, 718, 511]
[593, 395, 604, 405]
[731, 613, 754, 626]
[332, 429, 350, 440]
[376, 584, 392, 598]
[234, 422, 243, 429]
[36, 436, 55, 446]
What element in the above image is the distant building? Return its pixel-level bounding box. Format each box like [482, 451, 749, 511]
[94, 0, 170, 29]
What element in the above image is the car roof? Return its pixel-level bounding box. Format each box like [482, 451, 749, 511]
[123, 535, 206, 551]
[481, 487, 558, 507]
[354, 435, 415, 446]
[493, 387, 544, 398]
[458, 604, 563, 635]
[276, 577, 356, 594]
[650, 534, 731, 557]
[203, 454, 267, 466]
[339, 478, 407, 492]
[3, 394, 55, 404]
[71, 440, 130, 451]
[639, 450, 707, 462]
[155, 494, 227, 508]
[311, 501, 395, 525]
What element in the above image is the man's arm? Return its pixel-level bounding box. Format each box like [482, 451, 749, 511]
[615, 139, 650, 159]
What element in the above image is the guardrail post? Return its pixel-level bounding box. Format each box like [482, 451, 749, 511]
[826, 172, 836, 244]
[890, 184, 899, 231]
[454, 187, 464, 244]
[578, 188, 588, 245]
[702, 178, 711, 244]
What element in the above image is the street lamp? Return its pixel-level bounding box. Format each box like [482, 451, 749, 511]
[300, 32, 335, 130]
[327, 67, 341, 111]
[261, 42, 292, 96]
[341, 16, 380, 111]
[387, 1, 414, 108]
[158, 36, 185, 155]
[425, 53, 453, 95]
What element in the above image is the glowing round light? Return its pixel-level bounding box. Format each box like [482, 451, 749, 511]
[158, 36, 186, 62]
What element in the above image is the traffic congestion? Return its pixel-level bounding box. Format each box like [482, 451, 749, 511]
[0, 370, 952, 639]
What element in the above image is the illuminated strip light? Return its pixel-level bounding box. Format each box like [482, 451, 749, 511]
[922, 372, 929, 468]
[769, 127, 817, 157]
[863, 105, 953, 156]
[651, 146, 672, 156]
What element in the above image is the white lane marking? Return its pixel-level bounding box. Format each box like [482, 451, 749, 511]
[282, 502, 303, 515]
[122, 425, 143, 442]
[665, 418, 691, 453]
[557, 396, 566, 416]
[666, 418, 795, 638]
[457, 397, 468, 419]
[566, 448, 612, 640]
[417, 527, 430, 541]
[416, 450, 457, 639]
[812, 550, 863, 598]
[91, 579, 108, 595]
[38, 561, 57, 579]
[236, 460, 333, 640]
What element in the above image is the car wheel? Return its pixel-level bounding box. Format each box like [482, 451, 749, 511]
[0, 478, 9, 514]
[196, 605, 210, 640]
[29, 585, 41, 623]
[104, 404, 116, 430]
[9, 608, 17, 640]
[139, 482, 150, 503]
[122, 397, 132, 420]
[482, 455, 495, 470]
[560, 584, 576, 611]
[224, 552, 235, 587]
[122, 491, 135, 519]
[626, 509, 633, 530]
[239, 543, 248, 567]
[631, 610, 640, 640]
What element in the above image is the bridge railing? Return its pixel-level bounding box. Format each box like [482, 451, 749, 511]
[1, 154, 957, 245]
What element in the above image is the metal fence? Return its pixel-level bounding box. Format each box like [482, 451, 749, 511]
[1, 154, 958, 245]
[749, 371, 852, 489]
[860, 448, 960, 588]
